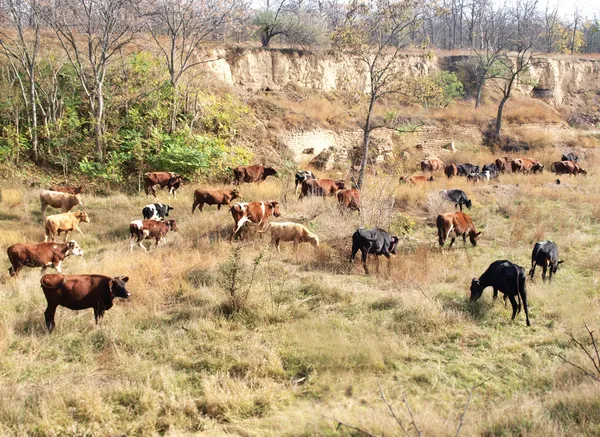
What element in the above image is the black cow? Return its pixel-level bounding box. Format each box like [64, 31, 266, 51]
[441, 189, 472, 211]
[295, 170, 316, 194]
[142, 203, 174, 221]
[349, 228, 399, 275]
[457, 164, 480, 177]
[561, 153, 579, 162]
[529, 240, 563, 282]
[482, 163, 499, 175]
[470, 260, 530, 326]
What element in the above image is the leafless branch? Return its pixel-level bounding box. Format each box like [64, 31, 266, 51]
[455, 378, 490, 436]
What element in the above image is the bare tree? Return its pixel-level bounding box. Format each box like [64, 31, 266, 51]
[466, 44, 504, 108]
[570, 2, 582, 55]
[542, 2, 560, 52]
[44, 0, 138, 162]
[0, 0, 40, 162]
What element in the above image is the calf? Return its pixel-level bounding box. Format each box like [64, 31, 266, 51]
[295, 170, 316, 194]
[337, 189, 361, 211]
[144, 172, 183, 198]
[444, 164, 458, 179]
[233, 165, 278, 185]
[129, 219, 178, 251]
[470, 260, 530, 326]
[260, 222, 319, 252]
[40, 273, 130, 332]
[45, 211, 90, 242]
[561, 152, 578, 162]
[192, 188, 240, 213]
[142, 203, 174, 221]
[7, 241, 83, 277]
[40, 190, 82, 217]
[421, 158, 444, 172]
[49, 185, 83, 195]
[299, 179, 345, 200]
[436, 212, 481, 249]
[529, 240, 563, 282]
[349, 228, 399, 275]
[399, 175, 435, 185]
[457, 163, 480, 177]
[230, 201, 281, 241]
[441, 189, 472, 211]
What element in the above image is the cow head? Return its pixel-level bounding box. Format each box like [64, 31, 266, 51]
[470, 278, 483, 302]
[469, 231, 482, 246]
[427, 176, 435, 182]
[552, 259, 565, 275]
[265, 167, 278, 178]
[66, 240, 84, 257]
[75, 211, 90, 223]
[231, 188, 241, 200]
[165, 205, 174, 216]
[336, 180, 346, 190]
[308, 233, 320, 248]
[532, 163, 544, 173]
[109, 275, 130, 299]
[167, 219, 178, 232]
[389, 236, 399, 255]
[269, 201, 281, 217]
[578, 166, 588, 175]
[465, 199, 473, 209]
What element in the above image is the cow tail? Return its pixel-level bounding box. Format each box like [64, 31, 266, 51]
[551, 162, 556, 172]
[515, 264, 522, 309]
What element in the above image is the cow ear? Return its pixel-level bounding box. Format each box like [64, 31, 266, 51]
[558, 260, 565, 265]
[120, 276, 129, 282]
[476, 232, 482, 236]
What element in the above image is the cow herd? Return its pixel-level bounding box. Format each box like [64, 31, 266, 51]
[4, 152, 579, 331]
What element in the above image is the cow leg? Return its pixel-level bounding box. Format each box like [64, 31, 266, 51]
[230, 216, 249, 242]
[542, 265, 547, 282]
[9, 264, 19, 277]
[94, 302, 105, 324]
[448, 238, 456, 249]
[520, 287, 531, 326]
[375, 256, 380, 274]
[41, 203, 48, 217]
[529, 261, 536, 279]
[462, 233, 467, 246]
[507, 295, 519, 321]
[275, 238, 281, 253]
[45, 303, 57, 333]
[493, 288, 498, 300]
[361, 249, 369, 275]
[293, 239, 299, 253]
[216, 204, 221, 211]
[192, 201, 198, 214]
[138, 237, 147, 252]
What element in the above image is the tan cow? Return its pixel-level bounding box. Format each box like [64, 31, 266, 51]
[260, 222, 319, 252]
[436, 212, 481, 249]
[40, 190, 82, 217]
[45, 211, 90, 242]
[421, 158, 444, 172]
[399, 175, 435, 185]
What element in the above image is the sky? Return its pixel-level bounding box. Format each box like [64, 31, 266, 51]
[538, 0, 598, 19]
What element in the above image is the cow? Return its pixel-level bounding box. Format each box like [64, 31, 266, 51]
[510, 159, 524, 173]
[40, 190, 82, 217]
[7, 241, 84, 277]
[444, 164, 458, 179]
[45, 211, 90, 242]
[467, 172, 481, 183]
[337, 189, 361, 211]
[299, 179, 345, 200]
[495, 157, 510, 173]
[142, 203, 174, 221]
[349, 228, 399, 275]
[457, 163, 480, 177]
[295, 170, 316, 194]
[441, 189, 472, 211]
[259, 222, 319, 252]
[513, 158, 543, 174]
[144, 172, 183, 198]
[399, 175, 435, 185]
[129, 219, 178, 252]
[233, 165, 278, 185]
[470, 260, 530, 326]
[482, 163, 499, 175]
[230, 201, 281, 241]
[436, 212, 481, 249]
[192, 188, 241, 213]
[551, 161, 587, 176]
[421, 158, 444, 172]
[561, 152, 579, 162]
[40, 273, 130, 333]
[529, 240, 564, 282]
[49, 185, 83, 195]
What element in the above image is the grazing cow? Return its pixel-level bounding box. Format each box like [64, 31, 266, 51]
[142, 203, 174, 221]
[40, 190, 82, 217]
[529, 240, 563, 282]
[470, 260, 530, 326]
[233, 165, 278, 185]
[45, 211, 90, 242]
[49, 185, 83, 195]
[40, 273, 130, 332]
[513, 158, 543, 174]
[457, 163, 480, 177]
[299, 179, 345, 200]
[444, 164, 458, 179]
[230, 201, 281, 241]
[495, 157, 510, 173]
[421, 158, 444, 172]
[436, 212, 481, 249]
[482, 163, 499, 175]
[561, 152, 579, 162]
[7, 241, 83, 277]
[441, 189, 472, 211]
[349, 228, 399, 275]
[129, 219, 178, 251]
[144, 172, 183, 198]
[192, 188, 240, 213]
[260, 222, 319, 252]
[295, 170, 316, 194]
[467, 172, 481, 183]
[399, 175, 435, 185]
[551, 161, 587, 176]
[337, 189, 361, 211]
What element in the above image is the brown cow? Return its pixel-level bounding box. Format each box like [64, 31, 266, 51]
[233, 165, 278, 185]
[399, 175, 435, 185]
[230, 201, 281, 241]
[40, 273, 130, 332]
[40, 190, 82, 217]
[551, 161, 587, 176]
[49, 185, 83, 195]
[144, 172, 183, 198]
[421, 158, 444, 172]
[495, 157, 509, 173]
[299, 179, 345, 200]
[45, 211, 90, 242]
[192, 188, 241, 213]
[444, 164, 458, 178]
[337, 189, 361, 211]
[129, 219, 178, 251]
[520, 158, 544, 173]
[510, 159, 524, 173]
[436, 212, 481, 249]
[7, 241, 84, 277]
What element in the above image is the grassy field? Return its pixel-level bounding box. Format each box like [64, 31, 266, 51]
[2, 156, 600, 436]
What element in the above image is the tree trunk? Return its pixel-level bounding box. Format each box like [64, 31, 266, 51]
[475, 82, 483, 109]
[95, 84, 105, 162]
[356, 97, 375, 190]
[495, 95, 509, 138]
[29, 65, 38, 163]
